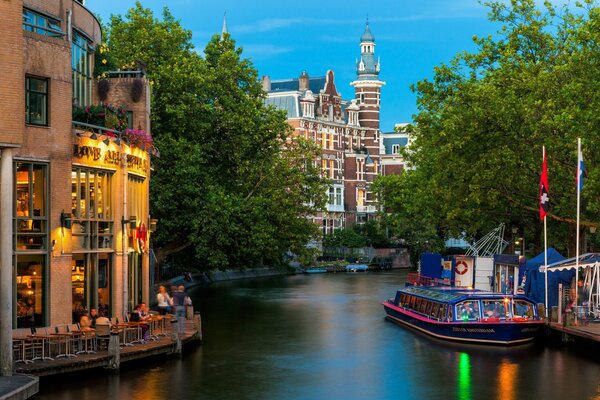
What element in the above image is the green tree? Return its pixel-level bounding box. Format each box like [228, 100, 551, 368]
[103, 4, 328, 270]
[391, 0, 600, 256]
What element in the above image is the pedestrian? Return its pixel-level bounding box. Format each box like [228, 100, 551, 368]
[172, 285, 188, 334]
[156, 285, 171, 315]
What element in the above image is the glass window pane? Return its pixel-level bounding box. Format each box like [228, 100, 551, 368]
[16, 164, 30, 218]
[16, 256, 45, 328]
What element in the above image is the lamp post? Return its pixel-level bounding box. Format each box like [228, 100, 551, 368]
[515, 237, 525, 257]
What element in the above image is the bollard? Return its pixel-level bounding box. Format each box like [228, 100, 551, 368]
[106, 331, 120, 370]
[193, 312, 202, 342]
[171, 318, 182, 355]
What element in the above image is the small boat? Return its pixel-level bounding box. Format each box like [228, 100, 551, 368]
[346, 263, 368, 272]
[382, 286, 544, 345]
[304, 269, 328, 274]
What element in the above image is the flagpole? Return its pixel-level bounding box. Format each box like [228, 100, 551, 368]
[543, 146, 548, 319]
[575, 138, 581, 324]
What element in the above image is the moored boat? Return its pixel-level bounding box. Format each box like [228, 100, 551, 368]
[346, 263, 368, 272]
[304, 268, 328, 274]
[382, 286, 544, 345]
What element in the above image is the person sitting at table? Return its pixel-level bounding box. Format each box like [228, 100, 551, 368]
[89, 308, 99, 328]
[130, 304, 150, 341]
[79, 310, 92, 331]
[95, 310, 110, 326]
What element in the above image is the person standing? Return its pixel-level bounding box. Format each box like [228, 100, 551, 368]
[172, 285, 187, 334]
[156, 286, 171, 315]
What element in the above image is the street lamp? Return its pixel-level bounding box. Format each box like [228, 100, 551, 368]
[515, 237, 525, 256]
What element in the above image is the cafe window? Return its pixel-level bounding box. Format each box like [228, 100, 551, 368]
[15, 163, 48, 251]
[16, 256, 46, 328]
[71, 168, 114, 250]
[25, 76, 48, 126]
[72, 30, 93, 107]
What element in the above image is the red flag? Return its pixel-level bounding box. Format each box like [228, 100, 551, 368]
[540, 150, 549, 220]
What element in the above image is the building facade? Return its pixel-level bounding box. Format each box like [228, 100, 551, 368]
[264, 23, 399, 235]
[0, 0, 153, 372]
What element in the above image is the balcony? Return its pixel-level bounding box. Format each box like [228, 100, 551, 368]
[356, 205, 377, 213]
[327, 204, 344, 213]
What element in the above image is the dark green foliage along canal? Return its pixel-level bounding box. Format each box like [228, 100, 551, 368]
[38, 270, 600, 399]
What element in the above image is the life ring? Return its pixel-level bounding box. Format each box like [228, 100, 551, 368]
[455, 260, 468, 275]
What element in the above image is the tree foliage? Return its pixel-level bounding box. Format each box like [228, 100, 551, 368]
[380, 0, 600, 257]
[103, 2, 328, 270]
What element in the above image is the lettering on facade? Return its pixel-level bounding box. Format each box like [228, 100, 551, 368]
[73, 144, 102, 161]
[73, 144, 148, 174]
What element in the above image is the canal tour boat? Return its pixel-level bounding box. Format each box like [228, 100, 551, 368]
[382, 286, 544, 345]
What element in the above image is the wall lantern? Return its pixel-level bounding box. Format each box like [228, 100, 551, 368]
[122, 215, 137, 230]
[149, 218, 158, 233]
[61, 211, 72, 229]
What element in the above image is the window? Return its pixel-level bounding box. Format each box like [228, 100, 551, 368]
[391, 144, 400, 155]
[15, 163, 48, 250]
[14, 162, 49, 328]
[23, 8, 63, 37]
[71, 168, 114, 250]
[25, 77, 48, 126]
[456, 301, 480, 321]
[72, 30, 93, 107]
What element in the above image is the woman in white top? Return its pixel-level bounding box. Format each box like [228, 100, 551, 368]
[156, 285, 171, 315]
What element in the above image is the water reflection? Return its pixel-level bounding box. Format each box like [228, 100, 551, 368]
[36, 271, 600, 400]
[457, 352, 471, 400]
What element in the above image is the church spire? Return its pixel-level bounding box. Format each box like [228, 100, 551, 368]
[222, 12, 228, 36]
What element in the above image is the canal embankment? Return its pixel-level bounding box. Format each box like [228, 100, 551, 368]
[0, 375, 38, 400]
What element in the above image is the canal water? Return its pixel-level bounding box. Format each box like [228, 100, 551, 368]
[37, 270, 600, 400]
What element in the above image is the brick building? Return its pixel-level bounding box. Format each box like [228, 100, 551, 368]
[0, 0, 153, 373]
[264, 22, 402, 235]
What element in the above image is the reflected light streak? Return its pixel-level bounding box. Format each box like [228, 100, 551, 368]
[497, 360, 518, 400]
[457, 352, 471, 400]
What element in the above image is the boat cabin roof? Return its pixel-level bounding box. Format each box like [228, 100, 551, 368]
[397, 286, 530, 304]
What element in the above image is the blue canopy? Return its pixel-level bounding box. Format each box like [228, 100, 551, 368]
[523, 248, 574, 308]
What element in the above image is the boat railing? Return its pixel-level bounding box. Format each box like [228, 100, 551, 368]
[407, 273, 461, 287]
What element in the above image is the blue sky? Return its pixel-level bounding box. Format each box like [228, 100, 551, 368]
[87, 0, 520, 131]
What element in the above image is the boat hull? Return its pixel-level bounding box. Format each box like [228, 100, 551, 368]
[383, 301, 543, 345]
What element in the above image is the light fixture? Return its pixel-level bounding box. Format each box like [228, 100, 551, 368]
[114, 136, 121, 145]
[61, 210, 72, 229]
[90, 132, 98, 140]
[149, 218, 158, 233]
[51, 239, 56, 252]
[590, 226, 597, 234]
[103, 137, 110, 145]
[122, 215, 137, 230]
[512, 226, 518, 235]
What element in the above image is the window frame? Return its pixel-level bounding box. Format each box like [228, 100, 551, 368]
[25, 76, 49, 126]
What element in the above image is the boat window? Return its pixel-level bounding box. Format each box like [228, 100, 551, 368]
[409, 296, 416, 309]
[425, 301, 434, 316]
[415, 298, 423, 312]
[439, 304, 448, 320]
[448, 305, 453, 321]
[456, 300, 480, 321]
[482, 300, 509, 320]
[430, 302, 440, 318]
[513, 300, 534, 319]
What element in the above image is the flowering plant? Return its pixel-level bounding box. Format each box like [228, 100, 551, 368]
[73, 102, 128, 132]
[123, 128, 153, 148]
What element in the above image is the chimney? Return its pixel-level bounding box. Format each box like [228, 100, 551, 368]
[299, 71, 309, 91]
[262, 75, 271, 92]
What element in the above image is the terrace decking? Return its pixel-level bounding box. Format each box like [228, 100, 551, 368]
[14, 318, 201, 377]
